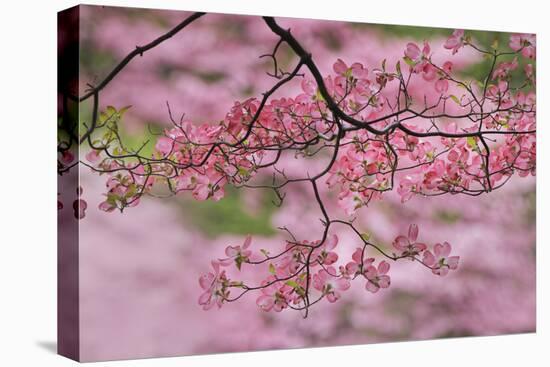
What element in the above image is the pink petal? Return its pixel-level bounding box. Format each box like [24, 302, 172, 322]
[448, 256, 460, 270]
[335, 278, 351, 291]
[193, 184, 210, 201]
[217, 258, 233, 267]
[198, 291, 212, 306]
[198, 273, 214, 290]
[242, 235, 252, 249]
[301, 79, 316, 95]
[225, 245, 239, 257]
[440, 242, 452, 257]
[378, 275, 391, 289]
[423, 250, 436, 266]
[435, 78, 449, 94]
[98, 201, 115, 212]
[61, 150, 75, 164]
[256, 295, 274, 311]
[85, 149, 100, 163]
[438, 267, 450, 277]
[346, 262, 358, 275]
[408, 224, 419, 242]
[378, 260, 390, 275]
[324, 252, 339, 265]
[351, 248, 363, 264]
[325, 234, 339, 251]
[333, 59, 348, 75]
[393, 235, 409, 251]
[405, 42, 421, 60]
[444, 37, 460, 50]
[433, 243, 444, 258]
[365, 265, 378, 280]
[365, 281, 379, 293]
[327, 292, 340, 303]
[210, 260, 220, 274]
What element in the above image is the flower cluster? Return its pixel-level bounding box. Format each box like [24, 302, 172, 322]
[393, 224, 459, 276]
[198, 224, 459, 313]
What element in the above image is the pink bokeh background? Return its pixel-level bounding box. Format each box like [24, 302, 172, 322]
[72, 6, 535, 361]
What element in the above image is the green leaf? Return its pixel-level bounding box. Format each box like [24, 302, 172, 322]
[360, 232, 371, 241]
[403, 56, 415, 67]
[99, 112, 109, 123]
[315, 89, 325, 102]
[238, 167, 249, 177]
[467, 136, 477, 149]
[119, 105, 132, 116]
[125, 183, 137, 198]
[106, 193, 118, 205]
[106, 106, 117, 116]
[285, 280, 299, 289]
[268, 263, 276, 274]
[449, 95, 460, 104]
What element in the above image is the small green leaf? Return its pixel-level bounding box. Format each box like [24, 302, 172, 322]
[238, 167, 249, 177]
[268, 263, 276, 274]
[106, 193, 118, 205]
[125, 183, 137, 198]
[119, 105, 132, 116]
[403, 56, 415, 67]
[285, 280, 299, 288]
[106, 106, 117, 115]
[467, 136, 477, 149]
[360, 232, 371, 241]
[315, 89, 325, 102]
[449, 95, 460, 104]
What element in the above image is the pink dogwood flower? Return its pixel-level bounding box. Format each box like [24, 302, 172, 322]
[313, 266, 351, 303]
[219, 235, 253, 269]
[404, 41, 432, 74]
[256, 276, 293, 312]
[365, 260, 391, 293]
[509, 33, 536, 59]
[444, 29, 465, 55]
[393, 224, 428, 257]
[198, 261, 230, 310]
[85, 149, 101, 163]
[423, 242, 460, 276]
[313, 234, 339, 265]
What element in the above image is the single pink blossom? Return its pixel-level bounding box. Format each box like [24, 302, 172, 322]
[444, 29, 465, 55]
[365, 260, 391, 293]
[423, 242, 460, 276]
[393, 224, 428, 257]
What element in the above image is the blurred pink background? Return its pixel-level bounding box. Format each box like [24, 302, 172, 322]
[73, 5, 535, 361]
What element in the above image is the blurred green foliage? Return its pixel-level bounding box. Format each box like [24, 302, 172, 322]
[177, 187, 278, 238]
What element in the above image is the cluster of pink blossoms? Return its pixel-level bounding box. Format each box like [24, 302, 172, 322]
[198, 224, 459, 312]
[325, 32, 535, 213]
[393, 224, 459, 275]
[87, 30, 535, 219]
